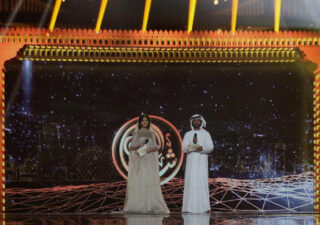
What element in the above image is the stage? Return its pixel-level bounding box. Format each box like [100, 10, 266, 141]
[1, 0, 320, 222]
[3, 212, 318, 225]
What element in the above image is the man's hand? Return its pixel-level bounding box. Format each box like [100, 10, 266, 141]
[196, 146, 203, 152]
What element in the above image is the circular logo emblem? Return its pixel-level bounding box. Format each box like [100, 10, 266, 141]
[112, 115, 183, 185]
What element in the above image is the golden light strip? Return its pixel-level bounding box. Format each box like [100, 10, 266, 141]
[187, 0, 197, 34]
[95, 0, 109, 33]
[316, 215, 320, 224]
[231, 0, 238, 33]
[315, 74, 320, 212]
[0, 71, 5, 215]
[142, 0, 152, 32]
[18, 45, 299, 64]
[49, 0, 63, 32]
[274, 0, 281, 33]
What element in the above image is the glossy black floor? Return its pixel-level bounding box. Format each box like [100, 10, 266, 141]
[3, 212, 318, 225]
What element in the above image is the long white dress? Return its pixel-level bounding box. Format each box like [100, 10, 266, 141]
[182, 129, 214, 213]
[123, 128, 170, 214]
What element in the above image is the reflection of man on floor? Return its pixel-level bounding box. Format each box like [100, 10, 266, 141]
[183, 214, 210, 225]
[182, 114, 214, 213]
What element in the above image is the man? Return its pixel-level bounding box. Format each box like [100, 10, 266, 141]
[182, 114, 214, 213]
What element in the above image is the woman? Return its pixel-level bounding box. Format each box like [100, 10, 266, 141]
[123, 114, 170, 214]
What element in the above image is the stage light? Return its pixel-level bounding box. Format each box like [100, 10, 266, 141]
[142, 0, 152, 32]
[21, 61, 33, 116]
[231, 0, 238, 33]
[274, 0, 282, 33]
[1, 0, 23, 36]
[188, 0, 197, 34]
[95, 0, 109, 33]
[38, 0, 53, 29]
[49, 0, 63, 32]
[213, 0, 219, 5]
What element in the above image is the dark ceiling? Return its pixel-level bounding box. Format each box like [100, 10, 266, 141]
[1, 0, 320, 31]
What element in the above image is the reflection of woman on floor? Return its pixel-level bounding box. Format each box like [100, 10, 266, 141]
[126, 214, 166, 225]
[123, 114, 170, 214]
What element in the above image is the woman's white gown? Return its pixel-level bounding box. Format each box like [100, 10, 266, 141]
[123, 129, 170, 214]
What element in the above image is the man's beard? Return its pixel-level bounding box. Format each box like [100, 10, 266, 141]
[192, 123, 201, 129]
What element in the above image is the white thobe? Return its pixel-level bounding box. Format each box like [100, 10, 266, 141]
[182, 129, 214, 213]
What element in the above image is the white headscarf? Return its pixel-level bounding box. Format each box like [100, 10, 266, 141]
[190, 114, 206, 130]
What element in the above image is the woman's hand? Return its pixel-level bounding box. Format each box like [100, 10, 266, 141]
[130, 142, 143, 151]
[130, 140, 147, 151]
[147, 147, 158, 153]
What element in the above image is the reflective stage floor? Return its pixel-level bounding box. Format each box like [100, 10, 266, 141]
[3, 212, 319, 225]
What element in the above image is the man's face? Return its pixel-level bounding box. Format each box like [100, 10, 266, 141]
[192, 118, 202, 129]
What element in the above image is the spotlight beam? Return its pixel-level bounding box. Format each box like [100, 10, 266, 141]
[231, 0, 238, 33]
[187, 0, 197, 34]
[95, 0, 109, 33]
[142, 0, 152, 32]
[49, 0, 63, 32]
[38, 0, 54, 29]
[1, 0, 24, 36]
[274, 0, 281, 33]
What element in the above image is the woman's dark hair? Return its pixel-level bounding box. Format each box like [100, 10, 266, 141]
[138, 114, 151, 129]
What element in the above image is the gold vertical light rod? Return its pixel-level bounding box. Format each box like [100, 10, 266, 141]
[142, 0, 152, 32]
[49, 0, 63, 32]
[231, 0, 238, 33]
[95, 0, 109, 33]
[187, 0, 197, 34]
[274, 0, 282, 33]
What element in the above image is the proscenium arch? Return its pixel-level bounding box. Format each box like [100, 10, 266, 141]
[1, 28, 320, 213]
